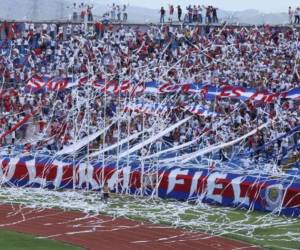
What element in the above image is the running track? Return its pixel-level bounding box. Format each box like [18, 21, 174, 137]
[0, 204, 260, 250]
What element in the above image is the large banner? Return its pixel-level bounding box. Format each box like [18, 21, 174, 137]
[26, 75, 300, 103]
[0, 155, 300, 217]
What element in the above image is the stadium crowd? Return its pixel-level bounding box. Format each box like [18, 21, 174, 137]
[0, 21, 299, 166]
[160, 5, 219, 24]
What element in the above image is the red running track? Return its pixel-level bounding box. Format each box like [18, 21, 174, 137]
[0, 204, 260, 250]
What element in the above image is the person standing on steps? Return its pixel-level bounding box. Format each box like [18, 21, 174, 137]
[288, 7, 294, 24]
[160, 7, 166, 23]
[169, 4, 174, 23]
[295, 7, 300, 25]
[177, 5, 182, 22]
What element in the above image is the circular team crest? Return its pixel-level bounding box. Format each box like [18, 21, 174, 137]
[265, 184, 283, 211]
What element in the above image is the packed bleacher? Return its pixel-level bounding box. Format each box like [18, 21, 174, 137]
[0, 20, 299, 168]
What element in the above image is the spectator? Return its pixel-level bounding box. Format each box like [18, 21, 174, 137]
[288, 7, 293, 24]
[169, 5, 174, 23]
[122, 4, 128, 22]
[203, 5, 212, 24]
[295, 7, 300, 24]
[187, 5, 193, 23]
[111, 3, 116, 21]
[117, 5, 121, 22]
[72, 3, 78, 22]
[212, 6, 218, 23]
[160, 7, 166, 23]
[192, 5, 198, 23]
[79, 3, 86, 22]
[198, 5, 203, 23]
[177, 5, 182, 22]
[87, 5, 93, 22]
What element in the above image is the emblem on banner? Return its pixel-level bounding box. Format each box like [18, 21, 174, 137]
[265, 184, 283, 211]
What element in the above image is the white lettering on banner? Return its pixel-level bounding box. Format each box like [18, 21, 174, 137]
[206, 172, 227, 203]
[52, 160, 68, 188]
[0, 158, 23, 184]
[2, 158, 18, 183]
[104, 166, 131, 191]
[121, 165, 131, 191]
[167, 169, 189, 194]
[107, 170, 118, 189]
[189, 171, 203, 197]
[77, 163, 100, 189]
[26, 159, 47, 186]
[231, 176, 250, 206]
[77, 163, 87, 188]
[87, 164, 99, 189]
[26, 159, 36, 182]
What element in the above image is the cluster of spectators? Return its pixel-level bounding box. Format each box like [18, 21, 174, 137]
[160, 5, 218, 24]
[0, 21, 299, 166]
[70, 2, 129, 24]
[102, 3, 129, 23]
[288, 7, 300, 25]
[71, 2, 94, 22]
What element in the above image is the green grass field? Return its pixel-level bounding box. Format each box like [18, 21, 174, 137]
[0, 230, 81, 250]
[108, 196, 300, 250]
[0, 188, 299, 250]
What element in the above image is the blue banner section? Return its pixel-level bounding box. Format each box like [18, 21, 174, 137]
[1, 155, 300, 217]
